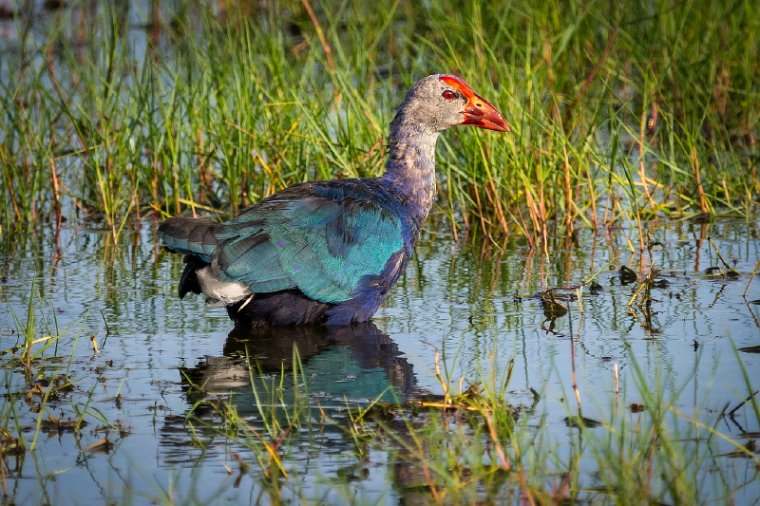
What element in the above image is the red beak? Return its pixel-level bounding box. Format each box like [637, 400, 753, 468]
[462, 94, 510, 132]
[439, 75, 510, 132]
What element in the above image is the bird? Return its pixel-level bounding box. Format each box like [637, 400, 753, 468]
[158, 74, 509, 327]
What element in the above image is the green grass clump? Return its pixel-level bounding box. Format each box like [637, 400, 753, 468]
[0, 0, 757, 243]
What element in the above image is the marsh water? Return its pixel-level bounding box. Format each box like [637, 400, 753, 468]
[1, 218, 759, 504]
[1, 0, 759, 503]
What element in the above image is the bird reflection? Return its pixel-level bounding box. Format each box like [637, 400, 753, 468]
[164, 325, 453, 503]
[179, 322, 417, 407]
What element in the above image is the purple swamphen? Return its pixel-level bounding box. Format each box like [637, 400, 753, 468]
[158, 74, 509, 326]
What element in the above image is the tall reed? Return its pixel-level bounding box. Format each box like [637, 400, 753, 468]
[0, 0, 757, 245]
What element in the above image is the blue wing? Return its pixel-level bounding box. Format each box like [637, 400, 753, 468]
[163, 181, 405, 304]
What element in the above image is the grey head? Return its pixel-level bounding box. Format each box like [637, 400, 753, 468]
[393, 74, 510, 134]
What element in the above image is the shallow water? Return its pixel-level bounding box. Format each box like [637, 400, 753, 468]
[1, 217, 759, 504]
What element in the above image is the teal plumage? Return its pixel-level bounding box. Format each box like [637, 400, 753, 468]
[212, 182, 404, 303]
[158, 74, 509, 326]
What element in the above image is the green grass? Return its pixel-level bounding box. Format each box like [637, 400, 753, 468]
[0, 0, 757, 244]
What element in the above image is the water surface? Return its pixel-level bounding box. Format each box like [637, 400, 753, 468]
[1, 218, 759, 504]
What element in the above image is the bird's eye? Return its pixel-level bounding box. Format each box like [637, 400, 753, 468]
[441, 89, 458, 100]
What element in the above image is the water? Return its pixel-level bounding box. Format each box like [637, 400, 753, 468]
[1, 218, 759, 504]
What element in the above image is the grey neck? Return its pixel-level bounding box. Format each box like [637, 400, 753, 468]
[381, 115, 440, 232]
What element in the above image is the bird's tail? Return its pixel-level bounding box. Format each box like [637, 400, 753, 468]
[158, 216, 220, 262]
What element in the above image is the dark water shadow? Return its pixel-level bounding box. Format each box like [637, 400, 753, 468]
[159, 323, 422, 472]
[180, 322, 417, 405]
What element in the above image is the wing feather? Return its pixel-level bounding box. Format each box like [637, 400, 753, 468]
[211, 184, 404, 303]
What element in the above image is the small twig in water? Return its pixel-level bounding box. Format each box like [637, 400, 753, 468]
[708, 238, 739, 277]
[744, 259, 760, 299]
[728, 389, 759, 418]
[567, 302, 583, 417]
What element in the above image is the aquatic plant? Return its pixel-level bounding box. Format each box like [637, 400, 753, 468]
[0, 0, 756, 245]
